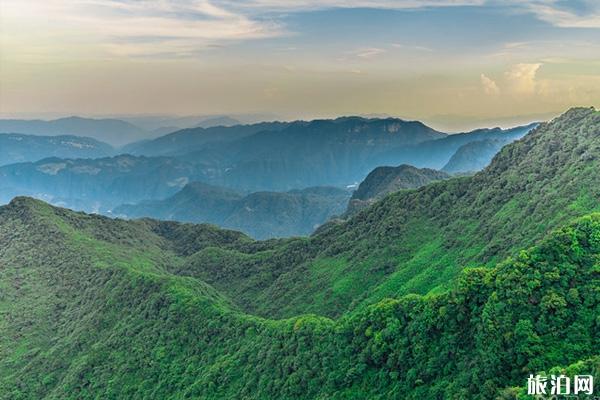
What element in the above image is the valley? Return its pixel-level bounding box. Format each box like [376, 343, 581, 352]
[0, 108, 598, 399]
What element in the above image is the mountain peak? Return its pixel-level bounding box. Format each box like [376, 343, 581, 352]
[8, 196, 42, 208]
[3, 196, 55, 219]
[552, 106, 598, 123]
[346, 164, 450, 214]
[480, 106, 598, 176]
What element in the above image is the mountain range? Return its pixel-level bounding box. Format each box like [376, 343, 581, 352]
[0, 155, 204, 212]
[0, 107, 598, 399]
[118, 114, 262, 132]
[0, 115, 274, 150]
[127, 118, 535, 191]
[226, 109, 593, 319]
[122, 121, 290, 157]
[0, 116, 149, 147]
[0, 133, 114, 166]
[114, 183, 350, 239]
[0, 116, 538, 237]
[378, 122, 538, 170]
[188, 117, 447, 191]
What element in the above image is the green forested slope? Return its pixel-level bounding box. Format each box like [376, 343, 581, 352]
[1, 107, 599, 399]
[179, 107, 600, 318]
[0, 197, 598, 399]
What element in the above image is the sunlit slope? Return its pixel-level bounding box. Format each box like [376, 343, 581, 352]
[0, 197, 598, 399]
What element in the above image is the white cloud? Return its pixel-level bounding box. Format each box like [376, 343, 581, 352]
[1, 0, 283, 58]
[523, 1, 600, 28]
[351, 47, 387, 59]
[391, 43, 434, 52]
[216, 0, 600, 30]
[3, 0, 600, 61]
[218, 0, 486, 13]
[505, 63, 542, 95]
[480, 64, 544, 97]
[480, 73, 500, 95]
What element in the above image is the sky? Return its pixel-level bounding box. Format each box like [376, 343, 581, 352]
[1, 0, 600, 131]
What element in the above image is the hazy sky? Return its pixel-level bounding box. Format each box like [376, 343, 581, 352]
[1, 0, 600, 130]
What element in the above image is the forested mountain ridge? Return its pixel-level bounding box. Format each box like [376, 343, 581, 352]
[114, 183, 350, 239]
[0, 110, 592, 317]
[0, 133, 114, 166]
[0, 196, 598, 399]
[175, 107, 600, 319]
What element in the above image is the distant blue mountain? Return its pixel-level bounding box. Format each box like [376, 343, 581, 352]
[0, 116, 148, 146]
[0, 117, 538, 215]
[114, 182, 350, 239]
[0, 133, 114, 166]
